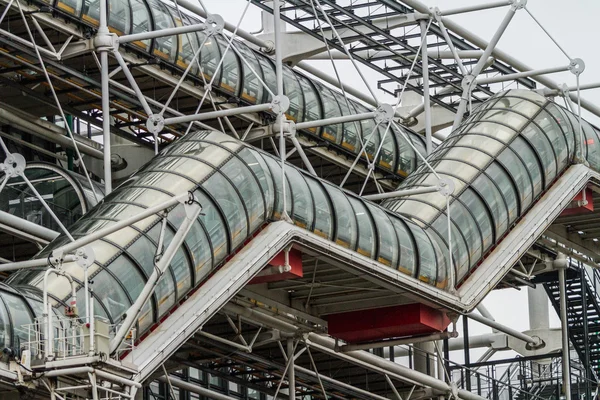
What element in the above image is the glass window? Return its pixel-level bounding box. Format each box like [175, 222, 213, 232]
[583, 121, 600, 170]
[2, 292, 33, 350]
[256, 54, 277, 104]
[296, 73, 322, 135]
[57, 0, 83, 17]
[347, 197, 375, 258]
[472, 173, 508, 238]
[147, 224, 177, 316]
[304, 177, 333, 240]
[460, 188, 493, 253]
[522, 123, 557, 184]
[221, 156, 265, 232]
[534, 109, 569, 170]
[92, 269, 131, 322]
[285, 167, 314, 229]
[162, 228, 193, 297]
[203, 173, 247, 249]
[194, 190, 228, 266]
[492, 96, 540, 117]
[108, 0, 131, 35]
[129, 0, 151, 50]
[378, 127, 397, 172]
[261, 155, 292, 219]
[367, 204, 398, 267]
[323, 185, 357, 249]
[545, 104, 574, 158]
[485, 162, 518, 223]
[451, 199, 482, 268]
[196, 31, 222, 83]
[497, 147, 533, 211]
[340, 99, 364, 155]
[82, 0, 100, 26]
[318, 84, 343, 144]
[238, 148, 274, 218]
[175, 15, 200, 74]
[283, 66, 304, 122]
[408, 225, 437, 284]
[107, 255, 145, 302]
[148, 0, 177, 62]
[235, 42, 264, 104]
[391, 218, 416, 275]
[394, 126, 416, 176]
[511, 137, 543, 197]
[0, 296, 11, 348]
[215, 35, 241, 96]
[431, 214, 469, 279]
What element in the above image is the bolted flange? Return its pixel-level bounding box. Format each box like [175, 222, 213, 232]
[75, 246, 96, 269]
[94, 31, 118, 51]
[271, 95, 290, 115]
[569, 57, 585, 76]
[205, 14, 224, 36]
[461, 74, 476, 91]
[146, 114, 165, 135]
[374, 103, 394, 124]
[511, 0, 527, 9]
[1, 153, 26, 177]
[437, 177, 455, 197]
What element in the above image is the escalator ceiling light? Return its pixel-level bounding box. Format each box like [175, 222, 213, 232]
[594, 238, 598, 242]
[578, 231, 584, 234]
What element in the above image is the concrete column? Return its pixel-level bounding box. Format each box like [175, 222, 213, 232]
[413, 341, 435, 376]
[528, 286, 550, 330]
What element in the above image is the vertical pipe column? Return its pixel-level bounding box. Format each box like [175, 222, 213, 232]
[462, 315, 471, 391]
[273, 0, 287, 218]
[527, 286, 549, 331]
[555, 252, 571, 400]
[99, 0, 112, 194]
[580, 265, 590, 398]
[413, 342, 434, 376]
[419, 19, 432, 155]
[287, 339, 295, 400]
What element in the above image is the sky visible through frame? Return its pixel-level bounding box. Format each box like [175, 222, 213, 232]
[198, 0, 600, 366]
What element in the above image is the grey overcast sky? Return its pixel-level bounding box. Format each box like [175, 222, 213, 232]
[199, 0, 599, 364]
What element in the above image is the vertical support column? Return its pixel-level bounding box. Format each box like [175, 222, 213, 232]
[419, 19, 432, 156]
[413, 342, 434, 376]
[555, 253, 571, 400]
[287, 338, 296, 400]
[580, 265, 591, 399]
[273, 0, 287, 218]
[98, 0, 112, 194]
[527, 286, 549, 331]
[462, 315, 471, 391]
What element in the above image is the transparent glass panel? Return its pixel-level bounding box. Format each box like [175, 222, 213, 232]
[408, 225, 437, 284]
[121, 0, 151, 50]
[238, 148, 274, 219]
[93, 269, 131, 322]
[510, 137, 543, 197]
[471, 173, 508, 238]
[431, 214, 469, 279]
[148, 0, 177, 62]
[285, 167, 314, 229]
[175, 15, 199, 73]
[450, 199, 482, 268]
[194, 190, 228, 265]
[296, 73, 322, 135]
[0, 296, 11, 348]
[492, 96, 541, 117]
[108, 0, 131, 35]
[367, 204, 398, 267]
[323, 185, 357, 249]
[486, 162, 519, 223]
[215, 35, 241, 95]
[545, 104, 574, 158]
[196, 31, 222, 82]
[261, 155, 292, 219]
[2, 292, 33, 350]
[82, 0, 100, 26]
[583, 121, 600, 170]
[391, 218, 416, 275]
[57, 0, 83, 16]
[347, 197, 375, 258]
[497, 147, 533, 211]
[394, 126, 416, 176]
[318, 84, 343, 144]
[235, 42, 264, 104]
[203, 173, 248, 249]
[163, 228, 193, 297]
[305, 177, 333, 240]
[460, 188, 493, 252]
[256, 54, 277, 103]
[283, 66, 304, 122]
[221, 156, 265, 232]
[522, 123, 557, 183]
[534, 109, 569, 170]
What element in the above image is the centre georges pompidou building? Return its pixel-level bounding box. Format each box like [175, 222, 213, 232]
[0, 0, 598, 399]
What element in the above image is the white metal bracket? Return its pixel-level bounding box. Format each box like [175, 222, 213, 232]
[437, 177, 455, 197]
[1, 153, 26, 177]
[75, 245, 96, 268]
[146, 114, 165, 135]
[569, 57, 585, 76]
[271, 95, 290, 115]
[205, 14, 225, 36]
[373, 103, 394, 124]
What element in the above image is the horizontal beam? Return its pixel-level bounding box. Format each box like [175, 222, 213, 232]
[363, 186, 438, 201]
[467, 312, 541, 346]
[164, 103, 272, 125]
[118, 24, 207, 44]
[295, 112, 375, 130]
[0, 210, 59, 243]
[441, 1, 512, 16]
[476, 65, 570, 85]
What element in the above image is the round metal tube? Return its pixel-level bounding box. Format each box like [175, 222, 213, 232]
[363, 186, 438, 201]
[558, 267, 572, 399]
[164, 103, 272, 125]
[158, 376, 236, 400]
[467, 312, 539, 345]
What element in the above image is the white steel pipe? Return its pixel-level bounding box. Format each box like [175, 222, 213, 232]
[0, 255, 77, 272]
[441, 1, 512, 16]
[363, 186, 438, 201]
[339, 331, 455, 352]
[295, 112, 375, 130]
[55, 192, 188, 256]
[0, 210, 59, 242]
[158, 376, 237, 400]
[558, 263, 572, 399]
[420, 19, 433, 155]
[118, 24, 206, 44]
[164, 103, 272, 125]
[476, 65, 570, 85]
[109, 202, 202, 354]
[467, 312, 540, 345]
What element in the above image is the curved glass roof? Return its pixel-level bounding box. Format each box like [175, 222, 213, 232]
[384, 89, 600, 284]
[37, 0, 430, 178]
[0, 162, 103, 233]
[0, 97, 598, 349]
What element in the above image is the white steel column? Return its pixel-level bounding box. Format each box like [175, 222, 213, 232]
[287, 338, 296, 400]
[555, 253, 571, 399]
[420, 19, 433, 155]
[98, 0, 112, 194]
[528, 286, 549, 331]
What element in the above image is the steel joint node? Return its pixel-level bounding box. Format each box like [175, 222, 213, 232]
[94, 32, 118, 51]
[437, 177, 455, 197]
[2, 153, 26, 177]
[271, 95, 290, 115]
[374, 103, 394, 124]
[75, 246, 96, 269]
[146, 114, 165, 135]
[205, 14, 224, 36]
[569, 57, 585, 76]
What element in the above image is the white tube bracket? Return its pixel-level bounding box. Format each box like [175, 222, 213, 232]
[1, 152, 26, 177]
[569, 57, 585, 76]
